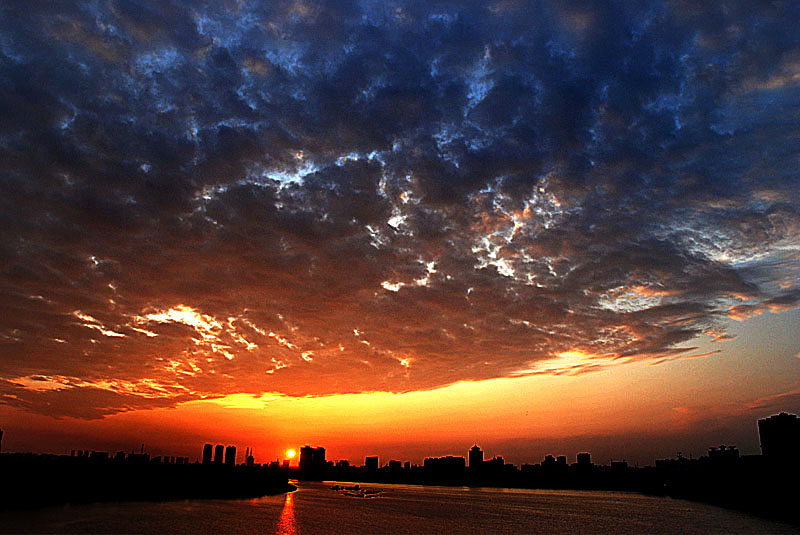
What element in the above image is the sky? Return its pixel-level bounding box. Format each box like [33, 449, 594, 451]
[0, 0, 799, 467]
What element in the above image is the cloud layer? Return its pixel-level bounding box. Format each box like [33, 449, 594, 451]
[1, 0, 799, 417]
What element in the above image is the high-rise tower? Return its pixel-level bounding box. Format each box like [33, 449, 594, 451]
[469, 444, 483, 471]
[202, 443, 213, 464]
[758, 412, 800, 465]
[224, 445, 236, 466]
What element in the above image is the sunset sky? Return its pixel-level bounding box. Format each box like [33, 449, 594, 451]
[1, 0, 799, 467]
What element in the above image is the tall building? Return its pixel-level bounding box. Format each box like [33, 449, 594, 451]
[365, 456, 379, 471]
[214, 444, 224, 464]
[313, 446, 326, 469]
[0, 428, 3, 452]
[469, 445, 483, 471]
[299, 446, 326, 471]
[541, 455, 556, 472]
[758, 412, 800, 465]
[577, 452, 592, 467]
[299, 446, 313, 470]
[224, 445, 236, 466]
[202, 443, 213, 465]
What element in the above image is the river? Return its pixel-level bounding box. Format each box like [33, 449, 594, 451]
[0, 480, 795, 534]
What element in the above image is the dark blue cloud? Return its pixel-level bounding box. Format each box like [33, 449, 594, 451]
[0, 0, 799, 417]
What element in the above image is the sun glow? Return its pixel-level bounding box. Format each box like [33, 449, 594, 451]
[286, 449, 296, 459]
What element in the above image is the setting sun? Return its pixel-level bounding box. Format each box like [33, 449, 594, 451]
[286, 449, 296, 459]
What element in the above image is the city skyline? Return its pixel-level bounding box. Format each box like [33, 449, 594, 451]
[5, 411, 796, 471]
[1, 1, 800, 467]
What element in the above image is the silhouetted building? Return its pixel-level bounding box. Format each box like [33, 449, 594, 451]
[299, 446, 326, 471]
[541, 455, 556, 472]
[758, 412, 800, 465]
[469, 445, 483, 471]
[245, 448, 255, 467]
[577, 452, 591, 467]
[202, 444, 213, 465]
[388, 460, 402, 473]
[611, 460, 628, 471]
[708, 445, 739, 466]
[336, 459, 350, 469]
[214, 444, 224, 464]
[299, 446, 312, 469]
[90, 451, 108, 462]
[0, 428, 3, 452]
[365, 456, 378, 472]
[484, 456, 504, 474]
[225, 446, 236, 466]
[127, 453, 149, 464]
[423, 456, 465, 475]
[313, 447, 326, 468]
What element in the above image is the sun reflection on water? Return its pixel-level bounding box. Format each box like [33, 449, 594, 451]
[276, 491, 297, 535]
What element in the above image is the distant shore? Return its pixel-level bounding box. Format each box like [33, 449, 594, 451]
[0, 453, 294, 510]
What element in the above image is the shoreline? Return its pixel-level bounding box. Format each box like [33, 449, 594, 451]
[2, 483, 299, 512]
[0, 453, 294, 511]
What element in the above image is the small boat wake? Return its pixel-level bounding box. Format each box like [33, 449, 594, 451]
[330, 484, 383, 498]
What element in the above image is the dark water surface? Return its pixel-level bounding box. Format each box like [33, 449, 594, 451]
[0, 480, 795, 534]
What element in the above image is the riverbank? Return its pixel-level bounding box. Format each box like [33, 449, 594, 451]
[0, 453, 294, 509]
